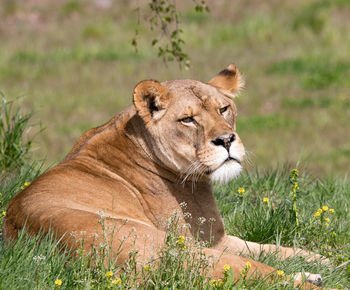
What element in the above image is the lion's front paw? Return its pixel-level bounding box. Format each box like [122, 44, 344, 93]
[293, 272, 322, 286]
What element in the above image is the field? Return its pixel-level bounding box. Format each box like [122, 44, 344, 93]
[1, 0, 350, 289]
[0, 0, 349, 177]
[1, 161, 350, 288]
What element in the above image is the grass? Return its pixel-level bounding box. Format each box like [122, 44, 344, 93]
[238, 114, 299, 132]
[268, 57, 350, 89]
[0, 209, 212, 289]
[1, 162, 350, 288]
[1, 0, 350, 288]
[0, 94, 36, 171]
[0, 0, 349, 177]
[0, 93, 349, 289]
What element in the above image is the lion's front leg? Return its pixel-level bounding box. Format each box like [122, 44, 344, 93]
[216, 235, 328, 263]
[203, 248, 321, 288]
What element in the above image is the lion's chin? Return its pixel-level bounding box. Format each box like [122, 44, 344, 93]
[210, 160, 242, 184]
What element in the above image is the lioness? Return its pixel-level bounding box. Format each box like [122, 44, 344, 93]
[3, 64, 322, 285]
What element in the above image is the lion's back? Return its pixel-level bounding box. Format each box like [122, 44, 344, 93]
[3, 160, 152, 243]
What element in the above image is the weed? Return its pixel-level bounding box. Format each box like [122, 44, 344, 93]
[289, 169, 300, 227]
[0, 94, 34, 171]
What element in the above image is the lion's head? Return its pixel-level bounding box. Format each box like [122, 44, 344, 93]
[133, 64, 245, 184]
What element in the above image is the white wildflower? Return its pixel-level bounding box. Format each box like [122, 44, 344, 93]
[198, 217, 206, 225]
[184, 212, 192, 219]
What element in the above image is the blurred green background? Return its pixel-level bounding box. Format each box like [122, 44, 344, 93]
[0, 0, 349, 177]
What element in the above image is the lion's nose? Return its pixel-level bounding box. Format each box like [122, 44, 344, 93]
[211, 134, 236, 152]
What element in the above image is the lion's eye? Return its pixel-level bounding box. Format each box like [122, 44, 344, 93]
[219, 106, 229, 114]
[180, 116, 196, 124]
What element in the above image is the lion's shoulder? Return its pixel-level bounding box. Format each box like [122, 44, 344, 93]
[61, 107, 136, 163]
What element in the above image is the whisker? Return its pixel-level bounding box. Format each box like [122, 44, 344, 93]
[192, 164, 204, 190]
[177, 162, 195, 183]
[243, 150, 255, 168]
[180, 161, 201, 184]
[194, 163, 207, 184]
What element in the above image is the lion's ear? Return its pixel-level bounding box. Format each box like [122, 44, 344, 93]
[208, 64, 245, 98]
[133, 80, 169, 123]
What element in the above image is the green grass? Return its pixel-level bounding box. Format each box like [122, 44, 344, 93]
[268, 57, 350, 89]
[1, 164, 350, 289]
[1, 1, 350, 288]
[0, 0, 349, 177]
[0, 105, 349, 288]
[0, 212, 212, 289]
[238, 115, 299, 132]
[0, 94, 36, 171]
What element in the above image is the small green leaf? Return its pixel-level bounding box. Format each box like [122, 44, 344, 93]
[195, 6, 203, 12]
[151, 39, 158, 46]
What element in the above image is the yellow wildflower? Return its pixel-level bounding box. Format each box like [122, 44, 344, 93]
[111, 278, 122, 285]
[263, 197, 269, 203]
[322, 205, 329, 212]
[20, 186, 24, 190]
[325, 223, 329, 227]
[241, 261, 251, 275]
[317, 208, 323, 214]
[54, 279, 62, 286]
[24, 182, 31, 187]
[329, 208, 335, 214]
[237, 187, 245, 195]
[177, 235, 185, 242]
[176, 235, 186, 248]
[105, 271, 114, 277]
[294, 183, 300, 190]
[210, 279, 218, 286]
[2, 211, 6, 216]
[324, 217, 330, 223]
[290, 169, 299, 176]
[143, 264, 150, 271]
[313, 211, 321, 218]
[276, 270, 285, 277]
[218, 281, 224, 286]
[177, 235, 185, 244]
[223, 264, 230, 272]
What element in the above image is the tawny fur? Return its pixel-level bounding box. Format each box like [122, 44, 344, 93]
[3, 65, 322, 287]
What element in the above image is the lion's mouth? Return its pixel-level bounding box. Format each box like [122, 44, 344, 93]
[204, 157, 241, 175]
[225, 156, 241, 164]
